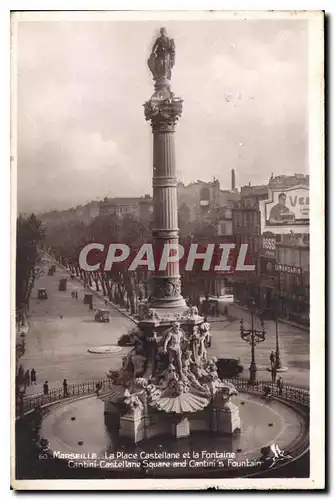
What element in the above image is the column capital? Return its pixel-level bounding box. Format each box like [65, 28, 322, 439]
[144, 96, 183, 133]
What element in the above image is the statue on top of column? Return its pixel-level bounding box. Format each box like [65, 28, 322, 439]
[148, 27, 175, 82]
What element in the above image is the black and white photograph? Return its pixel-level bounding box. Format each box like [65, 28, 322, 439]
[11, 10, 324, 490]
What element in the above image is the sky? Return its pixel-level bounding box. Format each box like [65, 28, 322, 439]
[15, 16, 309, 213]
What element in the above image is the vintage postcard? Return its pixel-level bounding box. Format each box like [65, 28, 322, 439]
[11, 10, 325, 490]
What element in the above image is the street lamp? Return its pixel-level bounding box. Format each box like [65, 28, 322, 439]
[272, 291, 288, 372]
[240, 300, 266, 383]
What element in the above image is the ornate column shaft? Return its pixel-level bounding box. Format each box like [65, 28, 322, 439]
[144, 96, 186, 308]
[144, 28, 186, 310]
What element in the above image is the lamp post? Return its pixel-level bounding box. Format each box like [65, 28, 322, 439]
[240, 300, 266, 383]
[272, 290, 288, 372]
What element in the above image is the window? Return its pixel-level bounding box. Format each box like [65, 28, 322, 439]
[200, 187, 210, 201]
[235, 212, 242, 227]
[293, 275, 302, 288]
[218, 222, 226, 235]
[246, 212, 250, 225]
[303, 234, 310, 245]
[301, 249, 309, 271]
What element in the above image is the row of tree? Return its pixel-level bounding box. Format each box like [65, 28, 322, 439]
[16, 214, 45, 326]
[46, 214, 151, 315]
[43, 209, 225, 314]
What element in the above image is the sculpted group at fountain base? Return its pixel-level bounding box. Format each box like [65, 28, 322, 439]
[104, 306, 241, 442]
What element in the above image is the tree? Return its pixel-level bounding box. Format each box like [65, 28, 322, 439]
[16, 214, 45, 324]
[178, 215, 219, 306]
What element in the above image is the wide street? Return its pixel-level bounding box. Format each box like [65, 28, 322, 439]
[19, 260, 309, 396]
[208, 305, 309, 388]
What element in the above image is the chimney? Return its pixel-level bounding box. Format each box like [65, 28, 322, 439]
[231, 169, 236, 191]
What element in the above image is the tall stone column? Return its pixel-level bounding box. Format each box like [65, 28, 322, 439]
[104, 30, 240, 445]
[144, 28, 186, 311]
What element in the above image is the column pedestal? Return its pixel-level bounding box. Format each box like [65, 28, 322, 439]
[213, 401, 241, 435]
[119, 409, 148, 444]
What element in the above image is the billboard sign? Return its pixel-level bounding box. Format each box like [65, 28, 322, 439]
[260, 236, 276, 259]
[260, 185, 309, 234]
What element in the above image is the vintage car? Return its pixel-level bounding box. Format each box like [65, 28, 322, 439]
[84, 293, 93, 305]
[216, 358, 244, 379]
[95, 309, 110, 323]
[37, 288, 48, 300]
[58, 278, 67, 291]
[201, 298, 220, 317]
[118, 328, 138, 346]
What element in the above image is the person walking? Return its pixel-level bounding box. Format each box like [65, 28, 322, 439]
[271, 364, 277, 384]
[96, 382, 102, 397]
[270, 350, 275, 369]
[277, 376, 284, 396]
[25, 370, 30, 387]
[63, 379, 68, 397]
[31, 368, 36, 385]
[43, 381, 49, 395]
[18, 364, 24, 384]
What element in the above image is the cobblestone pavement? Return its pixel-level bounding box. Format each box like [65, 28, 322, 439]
[19, 262, 309, 396]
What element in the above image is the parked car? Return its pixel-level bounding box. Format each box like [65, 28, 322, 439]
[201, 298, 219, 317]
[118, 329, 138, 346]
[95, 309, 110, 323]
[216, 358, 244, 379]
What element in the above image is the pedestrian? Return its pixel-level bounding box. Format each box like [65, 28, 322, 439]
[271, 365, 277, 384]
[25, 369, 30, 387]
[277, 376, 284, 396]
[18, 364, 24, 384]
[31, 368, 36, 385]
[104, 299, 108, 306]
[63, 379, 68, 397]
[270, 350, 275, 369]
[96, 382, 102, 396]
[75, 291, 78, 299]
[263, 385, 272, 400]
[43, 381, 49, 395]
[19, 393, 24, 417]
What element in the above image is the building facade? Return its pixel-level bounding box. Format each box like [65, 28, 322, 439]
[177, 178, 240, 223]
[99, 195, 153, 223]
[230, 186, 268, 305]
[230, 176, 310, 327]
